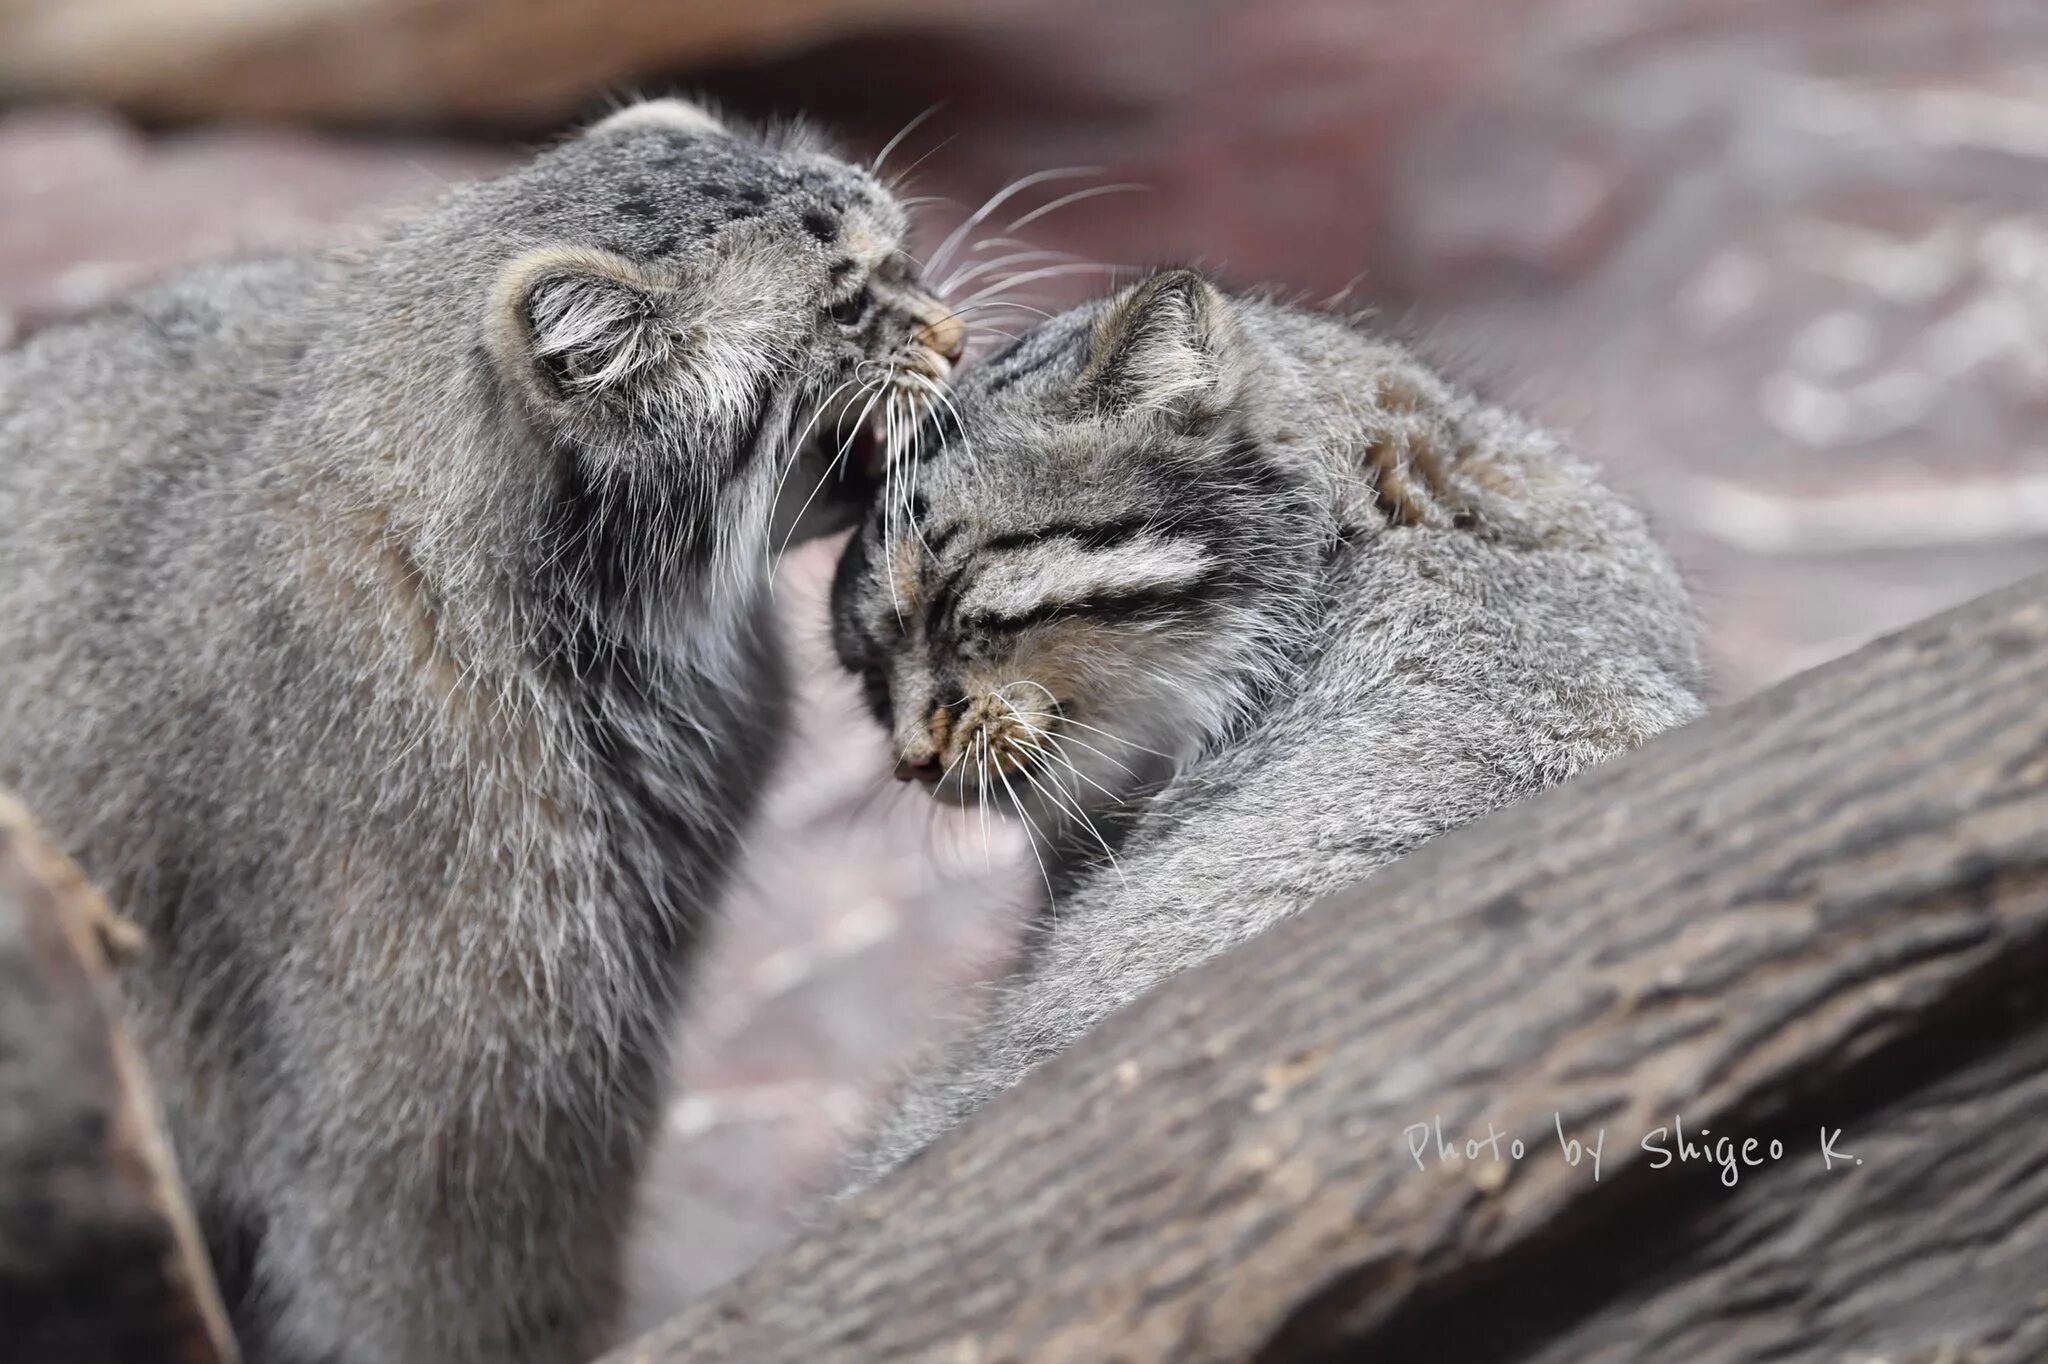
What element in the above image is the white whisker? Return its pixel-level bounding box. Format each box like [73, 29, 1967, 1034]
[926, 167, 1105, 279]
[952, 263, 1131, 309]
[871, 103, 944, 176]
[1003, 182, 1149, 235]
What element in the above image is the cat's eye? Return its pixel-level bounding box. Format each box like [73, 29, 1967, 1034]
[829, 286, 871, 329]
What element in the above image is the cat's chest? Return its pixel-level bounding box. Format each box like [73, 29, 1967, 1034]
[569, 605, 789, 903]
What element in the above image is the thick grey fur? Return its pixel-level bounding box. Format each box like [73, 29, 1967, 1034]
[832, 268, 1706, 1190]
[0, 98, 956, 1364]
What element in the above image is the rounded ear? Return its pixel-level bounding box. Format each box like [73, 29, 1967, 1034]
[487, 242, 807, 465]
[1081, 268, 1241, 426]
[588, 96, 728, 139]
[489, 246, 675, 403]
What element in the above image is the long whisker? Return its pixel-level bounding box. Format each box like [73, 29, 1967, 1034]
[988, 693, 1128, 891]
[901, 371, 975, 480]
[887, 134, 958, 192]
[1044, 730, 1143, 779]
[1053, 712, 1177, 763]
[773, 372, 886, 561]
[1024, 761, 1126, 889]
[994, 693, 1127, 807]
[1035, 731, 1126, 806]
[951, 262, 1132, 309]
[1003, 182, 1150, 235]
[939, 248, 1088, 298]
[976, 729, 994, 874]
[991, 754, 1057, 911]
[919, 300, 1056, 338]
[871, 103, 944, 175]
[925, 166, 1106, 279]
[766, 374, 869, 577]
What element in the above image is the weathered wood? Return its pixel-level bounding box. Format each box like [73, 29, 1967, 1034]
[612, 573, 2048, 1364]
[0, 791, 238, 1364]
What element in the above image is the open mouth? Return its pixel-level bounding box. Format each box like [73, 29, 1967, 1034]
[797, 381, 912, 491]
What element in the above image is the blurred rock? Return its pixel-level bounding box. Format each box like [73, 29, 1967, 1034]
[0, 0, 984, 127]
[0, 106, 507, 339]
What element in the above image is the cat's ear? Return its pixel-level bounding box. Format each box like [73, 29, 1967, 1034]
[1081, 268, 1242, 427]
[499, 249, 675, 401]
[488, 245, 793, 454]
[587, 96, 728, 139]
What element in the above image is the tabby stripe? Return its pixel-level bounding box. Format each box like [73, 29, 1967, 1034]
[980, 344, 1063, 395]
[964, 573, 1223, 635]
[920, 521, 962, 557]
[979, 514, 1162, 556]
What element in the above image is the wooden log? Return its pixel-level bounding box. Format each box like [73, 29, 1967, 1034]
[610, 572, 2048, 1364]
[0, 0, 976, 128]
[0, 791, 238, 1364]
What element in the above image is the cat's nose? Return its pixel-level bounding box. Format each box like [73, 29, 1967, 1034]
[916, 312, 967, 364]
[894, 754, 945, 784]
[906, 289, 966, 364]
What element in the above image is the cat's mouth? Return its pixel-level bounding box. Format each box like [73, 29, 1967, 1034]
[797, 387, 894, 487]
[899, 690, 1072, 810]
[795, 357, 950, 490]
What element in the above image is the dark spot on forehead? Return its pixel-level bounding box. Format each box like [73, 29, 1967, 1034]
[616, 197, 658, 219]
[739, 185, 770, 207]
[802, 208, 840, 244]
[695, 179, 730, 200]
[646, 233, 680, 256]
[724, 204, 761, 225]
[828, 258, 857, 283]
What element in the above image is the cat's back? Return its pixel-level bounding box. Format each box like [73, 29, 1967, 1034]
[1, 255, 321, 528]
[1, 254, 326, 620]
[1065, 441, 1707, 959]
[0, 256, 334, 813]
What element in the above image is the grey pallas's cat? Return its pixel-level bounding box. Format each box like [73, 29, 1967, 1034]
[0, 98, 963, 1364]
[830, 267, 1705, 1189]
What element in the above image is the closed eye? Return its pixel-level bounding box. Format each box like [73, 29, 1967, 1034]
[950, 533, 1218, 635]
[966, 582, 1214, 635]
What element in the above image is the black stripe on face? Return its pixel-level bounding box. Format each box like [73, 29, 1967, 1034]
[962, 573, 1223, 637]
[978, 513, 1159, 556]
[920, 521, 961, 557]
[923, 519, 1205, 642]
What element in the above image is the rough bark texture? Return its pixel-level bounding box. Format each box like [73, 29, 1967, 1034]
[611, 572, 2048, 1364]
[0, 791, 238, 1364]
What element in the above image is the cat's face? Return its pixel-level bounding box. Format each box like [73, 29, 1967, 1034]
[832, 270, 1325, 822]
[482, 99, 964, 547]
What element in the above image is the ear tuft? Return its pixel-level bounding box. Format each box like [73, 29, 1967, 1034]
[1083, 268, 1234, 422]
[494, 248, 673, 401]
[590, 96, 727, 139]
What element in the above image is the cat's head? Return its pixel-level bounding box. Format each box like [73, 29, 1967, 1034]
[831, 268, 1328, 825]
[454, 98, 961, 574]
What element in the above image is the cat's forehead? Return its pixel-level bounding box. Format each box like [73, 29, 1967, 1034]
[510, 125, 903, 262]
[911, 418, 1153, 550]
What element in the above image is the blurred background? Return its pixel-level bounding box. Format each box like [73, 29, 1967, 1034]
[6, 0, 2047, 1334]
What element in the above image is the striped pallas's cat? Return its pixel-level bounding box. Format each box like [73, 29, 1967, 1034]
[830, 267, 1705, 1187]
